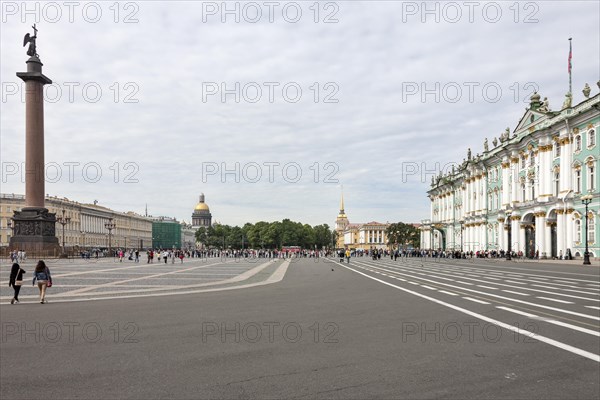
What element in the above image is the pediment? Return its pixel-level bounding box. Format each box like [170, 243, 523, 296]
[514, 109, 549, 133]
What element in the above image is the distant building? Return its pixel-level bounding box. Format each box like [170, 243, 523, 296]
[181, 221, 196, 250]
[0, 193, 152, 250]
[334, 192, 390, 250]
[152, 217, 182, 249]
[421, 88, 599, 259]
[192, 193, 212, 228]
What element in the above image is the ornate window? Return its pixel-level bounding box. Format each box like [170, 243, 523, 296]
[575, 169, 582, 193]
[575, 219, 581, 243]
[529, 151, 535, 167]
[555, 143, 561, 157]
[553, 172, 560, 196]
[589, 129, 596, 147]
[575, 135, 582, 151]
[589, 164, 596, 192]
[521, 183, 526, 202]
[589, 215, 596, 243]
[521, 157, 526, 169]
[529, 179, 535, 199]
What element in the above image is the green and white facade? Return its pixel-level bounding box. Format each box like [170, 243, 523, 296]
[421, 86, 599, 259]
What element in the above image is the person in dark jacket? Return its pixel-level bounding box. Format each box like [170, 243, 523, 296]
[32, 260, 51, 304]
[9, 263, 26, 304]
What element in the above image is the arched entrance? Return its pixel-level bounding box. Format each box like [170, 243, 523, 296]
[433, 226, 446, 251]
[522, 213, 536, 258]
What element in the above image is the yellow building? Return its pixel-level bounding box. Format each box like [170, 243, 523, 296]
[1, 193, 152, 251]
[334, 192, 390, 250]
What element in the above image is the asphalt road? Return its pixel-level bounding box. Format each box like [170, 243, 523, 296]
[1, 257, 599, 399]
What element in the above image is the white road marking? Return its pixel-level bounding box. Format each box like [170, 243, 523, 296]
[341, 263, 600, 362]
[439, 290, 458, 296]
[585, 306, 600, 310]
[456, 281, 474, 285]
[502, 290, 530, 296]
[496, 306, 600, 337]
[353, 262, 600, 321]
[536, 297, 574, 304]
[477, 285, 499, 290]
[421, 285, 437, 290]
[463, 297, 490, 304]
[505, 280, 527, 285]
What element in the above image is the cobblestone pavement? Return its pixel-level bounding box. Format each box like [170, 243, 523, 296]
[0, 256, 289, 303]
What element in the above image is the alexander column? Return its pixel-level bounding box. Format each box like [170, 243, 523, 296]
[10, 24, 60, 255]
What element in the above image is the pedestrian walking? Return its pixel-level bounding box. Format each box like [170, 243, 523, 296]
[345, 249, 351, 264]
[9, 263, 26, 304]
[32, 260, 52, 304]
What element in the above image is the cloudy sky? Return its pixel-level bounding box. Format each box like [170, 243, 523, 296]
[1, 1, 599, 227]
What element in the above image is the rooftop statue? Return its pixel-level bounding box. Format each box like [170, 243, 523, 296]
[562, 92, 572, 109]
[538, 97, 551, 113]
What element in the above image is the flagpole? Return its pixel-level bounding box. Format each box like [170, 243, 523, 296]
[568, 38, 572, 95]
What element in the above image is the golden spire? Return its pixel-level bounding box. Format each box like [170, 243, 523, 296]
[337, 186, 347, 219]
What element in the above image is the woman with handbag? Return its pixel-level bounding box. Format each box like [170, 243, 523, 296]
[9, 263, 26, 304]
[32, 260, 52, 304]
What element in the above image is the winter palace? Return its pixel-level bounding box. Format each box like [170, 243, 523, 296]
[420, 83, 599, 259]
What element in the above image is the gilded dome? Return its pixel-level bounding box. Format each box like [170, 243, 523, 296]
[194, 193, 210, 212]
[194, 202, 210, 211]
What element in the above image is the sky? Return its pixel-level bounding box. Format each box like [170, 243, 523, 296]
[1, 1, 599, 227]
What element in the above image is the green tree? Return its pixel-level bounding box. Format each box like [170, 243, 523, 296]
[195, 226, 207, 246]
[386, 222, 420, 250]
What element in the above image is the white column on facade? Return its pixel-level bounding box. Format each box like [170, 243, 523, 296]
[511, 159, 519, 205]
[476, 177, 481, 212]
[469, 178, 474, 214]
[511, 217, 520, 252]
[565, 210, 574, 252]
[502, 162, 510, 207]
[476, 178, 481, 213]
[498, 220, 505, 250]
[540, 144, 552, 198]
[563, 138, 573, 190]
[518, 224, 526, 254]
[535, 212, 546, 258]
[464, 182, 468, 215]
[556, 210, 566, 255]
[544, 219, 552, 259]
[537, 148, 544, 201]
[475, 179, 479, 213]
[484, 223, 489, 249]
[483, 173, 488, 212]
[559, 136, 573, 192]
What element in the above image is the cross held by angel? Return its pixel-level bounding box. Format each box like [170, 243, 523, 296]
[23, 24, 38, 57]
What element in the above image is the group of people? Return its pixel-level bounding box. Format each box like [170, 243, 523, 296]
[9, 250, 26, 262]
[8, 260, 52, 304]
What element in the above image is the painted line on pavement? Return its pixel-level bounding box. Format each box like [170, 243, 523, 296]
[337, 262, 600, 363]
[496, 306, 600, 337]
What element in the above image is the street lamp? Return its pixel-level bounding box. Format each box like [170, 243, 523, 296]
[506, 211, 512, 261]
[105, 218, 116, 259]
[581, 195, 593, 265]
[56, 209, 71, 258]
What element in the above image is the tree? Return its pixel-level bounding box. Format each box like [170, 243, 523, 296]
[386, 222, 420, 250]
[195, 226, 207, 246]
